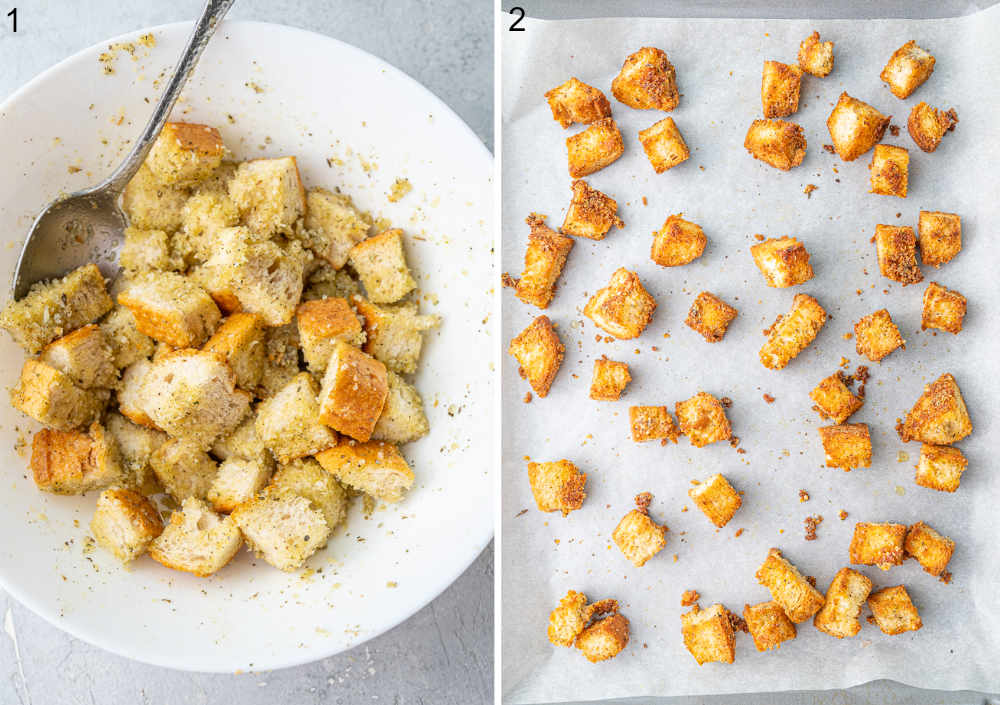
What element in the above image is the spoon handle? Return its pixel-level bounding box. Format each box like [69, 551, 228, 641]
[104, 0, 236, 193]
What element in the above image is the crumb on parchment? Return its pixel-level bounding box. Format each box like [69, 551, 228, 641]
[388, 178, 413, 203]
[681, 589, 700, 606]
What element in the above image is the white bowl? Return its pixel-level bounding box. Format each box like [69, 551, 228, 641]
[0, 21, 493, 672]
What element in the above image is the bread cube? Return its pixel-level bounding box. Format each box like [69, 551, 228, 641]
[810, 372, 863, 424]
[315, 439, 414, 503]
[875, 224, 923, 285]
[630, 406, 679, 443]
[869, 144, 909, 197]
[301, 188, 371, 269]
[211, 415, 270, 465]
[798, 31, 834, 77]
[149, 497, 242, 576]
[257, 372, 338, 463]
[650, 215, 706, 267]
[813, 568, 873, 639]
[508, 315, 564, 398]
[904, 521, 954, 576]
[228, 157, 306, 235]
[547, 590, 589, 646]
[510, 213, 574, 309]
[755, 548, 826, 623]
[751, 236, 813, 288]
[881, 40, 935, 99]
[915, 443, 967, 493]
[304, 263, 361, 302]
[612, 46, 679, 110]
[295, 298, 364, 374]
[100, 307, 155, 369]
[639, 117, 690, 173]
[898, 373, 972, 444]
[348, 228, 417, 304]
[11, 360, 104, 431]
[762, 61, 803, 118]
[0, 263, 113, 354]
[819, 423, 871, 471]
[576, 612, 630, 663]
[120, 227, 179, 274]
[743, 601, 796, 652]
[318, 341, 388, 442]
[150, 438, 219, 501]
[589, 357, 631, 401]
[116, 359, 155, 428]
[206, 456, 273, 514]
[688, 473, 742, 528]
[675, 392, 732, 448]
[544, 77, 612, 128]
[118, 271, 221, 347]
[849, 522, 906, 570]
[352, 296, 439, 375]
[566, 118, 624, 178]
[272, 457, 348, 532]
[760, 294, 827, 370]
[146, 122, 224, 185]
[177, 191, 240, 264]
[527, 459, 586, 516]
[744, 119, 807, 171]
[854, 309, 905, 362]
[561, 180, 623, 240]
[826, 93, 890, 161]
[909, 102, 959, 154]
[202, 312, 267, 390]
[39, 324, 116, 389]
[612, 499, 668, 567]
[921, 282, 966, 334]
[583, 268, 656, 339]
[867, 585, 922, 635]
[90, 487, 164, 563]
[685, 292, 737, 342]
[917, 211, 961, 267]
[30, 423, 123, 494]
[122, 164, 189, 232]
[372, 371, 429, 444]
[105, 412, 167, 495]
[681, 604, 735, 665]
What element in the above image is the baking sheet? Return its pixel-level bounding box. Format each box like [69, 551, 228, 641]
[501, 7, 1000, 703]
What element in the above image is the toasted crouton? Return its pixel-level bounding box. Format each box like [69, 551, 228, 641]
[150, 438, 218, 501]
[881, 40, 935, 99]
[688, 474, 742, 528]
[146, 122, 224, 185]
[756, 548, 825, 622]
[915, 443, 967, 492]
[762, 61, 803, 118]
[850, 522, 906, 570]
[211, 415, 270, 465]
[650, 215, 706, 267]
[122, 164, 189, 232]
[315, 439, 414, 503]
[918, 211, 961, 267]
[118, 271, 221, 347]
[527, 459, 586, 516]
[905, 521, 954, 576]
[639, 117, 690, 173]
[296, 298, 365, 374]
[751, 237, 813, 288]
[561, 180, 623, 240]
[743, 601, 796, 652]
[301, 188, 372, 269]
[372, 370, 429, 444]
[177, 191, 240, 264]
[875, 225, 922, 285]
[30, 423, 122, 494]
[611, 47, 679, 111]
[11, 360, 104, 431]
[317, 342, 388, 442]
[257, 372, 338, 463]
[303, 264, 362, 302]
[547, 590, 589, 647]
[583, 268, 656, 339]
[675, 392, 732, 448]
[855, 309, 905, 362]
[116, 359, 155, 428]
[566, 118, 624, 178]
[744, 119, 807, 170]
[120, 227, 180, 274]
[348, 228, 416, 304]
[869, 144, 909, 197]
[921, 282, 966, 334]
[630, 405, 679, 443]
[271, 457, 348, 532]
[909, 102, 958, 154]
[813, 568, 872, 638]
[100, 307, 155, 369]
[544, 77, 612, 128]
[206, 455, 273, 514]
[508, 315, 564, 398]
[509, 213, 574, 309]
[685, 292, 737, 342]
[612, 493, 667, 567]
[819, 423, 871, 471]
[232, 487, 329, 572]
[798, 31, 834, 77]
[90, 486, 164, 562]
[590, 357, 631, 401]
[811, 372, 863, 424]
[868, 585, 922, 634]
[105, 412, 166, 494]
[228, 157, 305, 235]
[352, 296, 439, 375]
[149, 497, 242, 576]
[203, 313, 267, 390]
[681, 604, 736, 665]
[39, 324, 116, 389]
[576, 611, 630, 663]
[898, 373, 972, 444]
[826, 93, 890, 161]
[760, 294, 827, 370]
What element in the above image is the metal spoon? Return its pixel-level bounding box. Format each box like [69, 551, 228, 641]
[11, 0, 236, 300]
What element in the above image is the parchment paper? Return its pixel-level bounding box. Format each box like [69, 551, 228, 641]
[501, 7, 1000, 703]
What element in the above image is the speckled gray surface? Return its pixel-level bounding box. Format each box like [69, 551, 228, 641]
[0, 1, 492, 704]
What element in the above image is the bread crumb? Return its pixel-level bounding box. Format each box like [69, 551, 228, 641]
[523, 392, 533, 404]
[387, 178, 413, 203]
[838, 510, 848, 520]
[804, 514, 823, 540]
[681, 589, 700, 606]
[763, 393, 775, 403]
[799, 489, 809, 502]
[804, 184, 818, 198]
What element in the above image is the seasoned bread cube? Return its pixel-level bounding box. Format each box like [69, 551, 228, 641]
[150, 438, 218, 501]
[583, 268, 656, 339]
[206, 456, 273, 514]
[122, 164, 189, 232]
[762, 61, 803, 118]
[547, 590, 589, 646]
[527, 459, 586, 516]
[688, 473, 742, 528]
[90, 487, 164, 562]
[30, 423, 122, 494]
[589, 357, 631, 401]
[904, 521, 954, 576]
[256, 372, 338, 463]
[867, 585, 922, 635]
[744, 119, 807, 171]
[630, 405, 679, 443]
[203, 312, 267, 390]
[819, 423, 871, 470]
[271, 457, 348, 532]
[681, 604, 735, 665]
[228, 156, 306, 235]
[612, 495, 668, 567]
[751, 236, 813, 288]
[869, 144, 909, 197]
[105, 412, 166, 495]
[898, 373, 972, 444]
[921, 282, 966, 334]
[915, 443, 967, 492]
[315, 439, 414, 503]
[826, 93, 890, 161]
[149, 497, 242, 576]
[304, 264, 361, 302]
[177, 191, 240, 263]
[11, 360, 104, 431]
[301, 188, 371, 269]
[296, 298, 365, 374]
[118, 271, 221, 347]
[349, 229, 418, 305]
[117, 359, 155, 428]
[146, 122, 223, 185]
[39, 324, 116, 389]
[638, 117, 690, 173]
[650, 214, 706, 267]
[508, 315, 564, 398]
[120, 227, 179, 274]
[743, 601, 796, 652]
[685, 292, 737, 342]
[611, 47, 679, 111]
[100, 307, 155, 369]
[509, 213, 574, 309]
[811, 372, 863, 424]
[918, 211, 961, 267]
[561, 180, 623, 240]
[755, 548, 826, 623]
[372, 370, 430, 444]
[675, 392, 732, 448]
[798, 31, 834, 77]
[855, 309, 905, 362]
[813, 567, 873, 638]
[908, 102, 958, 153]
[352, 296, 439, 375]
[544, 77, 612, 128]
[760, 293, 827, 370]
[850, 522, 906, 570]
[0, 263, 113, 354]
[576, 611, 630, 663]
[211, 415, 270, 465]
[318, 341, 389, 442]
[566, 118, 624, 178]
[880, 40, 935, 99]
[875, 225, 923, 285]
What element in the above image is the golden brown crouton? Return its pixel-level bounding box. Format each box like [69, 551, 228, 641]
[921, 282, 966, 334]
[547, 590, 589, 647]
[675, 392, 732, 448]
[145, 122, 223, 186]
[898, 373, 972, 444]
[681, 604, 736, 665]
[122, 163, 190, 232]
[510, 214, 574, 309]
[561, 180, 623, 240]
[576, 612, 630, 663]
[908, 102, 958, 153]
[744, 119, 807, 170]
[228, 157, 306, 236]
[798, 31, 834, 77]
[762, 61, 803, 117]
[751, 237, 813, 288]
[544, 77, 612, 128]
[869, 144, 909, 197]
[120, 227, 181, 274]
[150, 438, 218, 502]
[100, 307, 155, 369]
[826, 93, 890, 161]
[566, 118, 624, 178]
[854, 309, 905, 362]
[650, 214, 706, 267]
[819, 423, 872, 471]
[850, 522, 906, 570]
[257, 373, 338, 463]
[743, 601, 796, 652]
[868, 585, 922, 634]
[301, 188, 372, 269]
[880, 40, 935, 99]
[688, 474, 742, 528]
[271, 457, 348, 533]
[30, 423, 123, 495]
[875, 225, 923, 285]
[810, 372, 863, 424]
[348, 228, 417, 305]
[611, 47, 679, 111]
[685, 292, 737, 342]
[527, 460, 586, 516]
[207, 456, 274, 514]
[508, 315, 564, 398]
[295, 298, 365, 374]
[315, 439, 414, 503]
[118, 271, 221, 347]
[629, 405, 679, 443]
[149, 497, 242, 576]
[590, 357, 631, 401]
[352, 296, 439, 375]
[371, 370, 429, 444]
[202, 313, 267, 390]
[318, 341, 389, 442]
[759, 294, 827, 370]
[11, 360, 105, 431]
[90, 486, 164, 563]
[755, 548, 826, 623]
[638, 117, 690, 173]
[612, 493, 667, 567]
[904, 521, 954, 576]
[230, 486, 329, 572]
[914, 443, 967, 493]
[39, 324, 116, 389]
[813, 568, 873, 638]
[105, 412, 166, 494]
[917, 211, 961, 267]
[583, 268, 656, 339]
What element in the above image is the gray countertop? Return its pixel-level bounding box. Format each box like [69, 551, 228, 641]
[0, 1, 492, 704]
